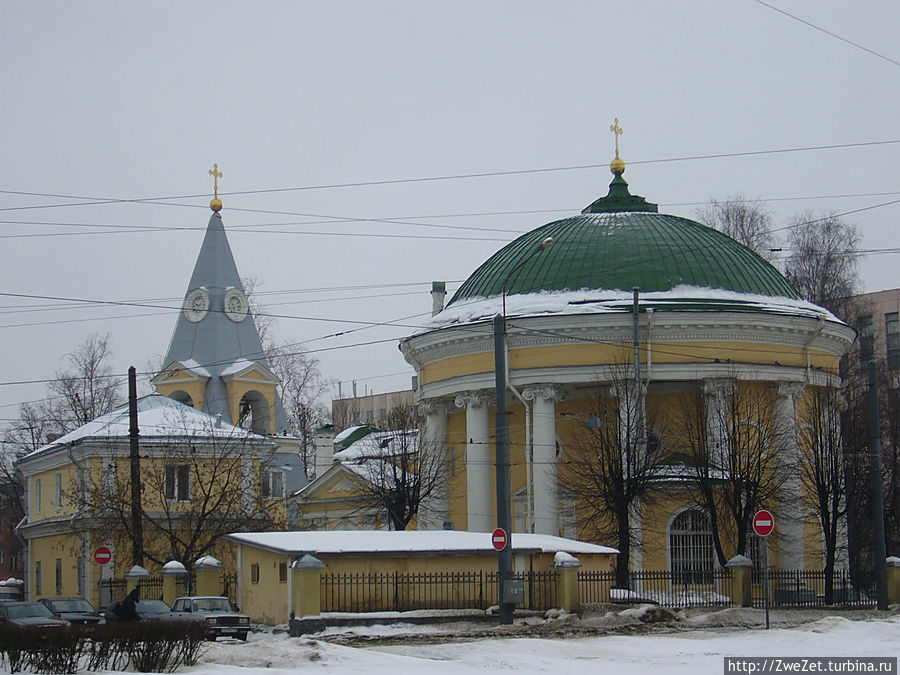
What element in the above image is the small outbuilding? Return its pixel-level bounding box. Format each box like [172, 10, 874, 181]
[226, 530, 616, 624]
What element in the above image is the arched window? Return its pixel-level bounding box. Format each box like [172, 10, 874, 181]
[238, 390, 271, 435]
[669, 509, 715, 585]
[169, 390, 194, 408]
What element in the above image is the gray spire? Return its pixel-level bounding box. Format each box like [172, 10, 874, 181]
[159, 211, 288, 433]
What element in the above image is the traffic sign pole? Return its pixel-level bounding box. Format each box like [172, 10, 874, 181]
[752, 510, 775, 630]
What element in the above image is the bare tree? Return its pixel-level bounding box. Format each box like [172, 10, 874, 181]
[2, 333, 122, 520]
[267, 341, 332, 479]
[345, 406, 448, 531]
[70, 408, 279, 568]
[798, 386, 847, 602]
[47, 333, 121, 430]
[675, 381, 783, 566]
[698, 194, 775, 260]
[783, 212, 860, 317]
[558, 371, 662, 587]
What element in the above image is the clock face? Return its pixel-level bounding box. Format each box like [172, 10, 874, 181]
[224, 287, 248, 322]
[183, 288, 210, 322]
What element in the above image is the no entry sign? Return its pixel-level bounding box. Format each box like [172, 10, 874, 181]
[752, 510, 775, 537]
[93, 546, 112, 565]
[491, 528, 508, 552]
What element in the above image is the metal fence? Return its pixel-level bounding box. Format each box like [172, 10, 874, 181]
[99, 572, 243, 610]
[579, 569, 733, 608]
[320, 570, 557, 613]
[758, 570, 876, 608]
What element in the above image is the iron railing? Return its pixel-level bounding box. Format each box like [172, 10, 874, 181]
[579, 569, 733, 608]
[758, 569, 876, 608]
[320, 570, 557, 613]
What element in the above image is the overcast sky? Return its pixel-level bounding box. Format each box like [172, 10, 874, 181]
[1, 1, 898, 429]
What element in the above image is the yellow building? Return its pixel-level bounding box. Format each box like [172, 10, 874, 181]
[398, 150, 855, 580]
[16, 394, 285, 607]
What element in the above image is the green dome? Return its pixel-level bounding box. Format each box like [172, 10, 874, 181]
[449, 181, 798, 306]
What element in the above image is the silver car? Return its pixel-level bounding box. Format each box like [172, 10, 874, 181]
[168, 596, 249, 641]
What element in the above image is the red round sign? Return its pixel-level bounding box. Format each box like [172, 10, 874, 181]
[752, 510, 775, 537]
[93, 546, 112, 565]
[491, 528, 508, 552]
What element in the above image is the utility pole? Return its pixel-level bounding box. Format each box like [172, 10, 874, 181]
[493, 313, 514, 624]
[128, 367, 144, 567]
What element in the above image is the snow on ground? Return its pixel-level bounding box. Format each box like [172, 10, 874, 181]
[180, 612, 900, 675]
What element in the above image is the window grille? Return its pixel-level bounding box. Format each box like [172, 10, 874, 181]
[669, 509, 715, 585]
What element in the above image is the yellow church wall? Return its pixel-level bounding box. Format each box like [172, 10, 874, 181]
[155, 369, 208, 411]
[28, 465, 80, 521]
[420, 341, 841, 387]
[30, 533, 83, 600]
[237, 545, 289, 625]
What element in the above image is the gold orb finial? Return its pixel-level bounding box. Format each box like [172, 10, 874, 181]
[609, 118, 625, 175]
[208, 163, 223, 212]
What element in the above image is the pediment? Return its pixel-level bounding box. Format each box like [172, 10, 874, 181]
[151, 361, 211, 385]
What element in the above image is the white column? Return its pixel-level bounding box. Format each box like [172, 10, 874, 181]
[525, 385, 564, 536]
[455, 392, 492, 532]
[774, 382, 805, 571]
[703, 379, 734, 469]
[418, 400, 450, 530]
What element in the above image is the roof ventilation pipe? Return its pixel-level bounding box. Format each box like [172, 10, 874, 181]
[431, 281, 446, 317]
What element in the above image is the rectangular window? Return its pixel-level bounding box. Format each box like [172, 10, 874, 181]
[251, 563, 259, 584]
[55, 558, 62, 595]
[35, 561, 41, 595]
[279, 562, 287, 583]
[10, 553, 19, 571]
[34, 478, 41, 514]
[263, 470, 285, 499]
[55, 473, 62, 511]
[886, 312, 899, 370]
[378, 408, 387, 423]
[165, 465, 190, 501]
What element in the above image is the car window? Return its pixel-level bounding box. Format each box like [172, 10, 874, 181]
[137, 599, 170, 613]
[8, 603, 53, 619]
[53, 599, 94, 613]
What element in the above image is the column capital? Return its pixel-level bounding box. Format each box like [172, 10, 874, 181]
[703, 378, 735, 398]
[419, 399, 452, 417]
[454, 391, 492, 409]
[773, 381, 805, 401]
[522, 384, 566, 403]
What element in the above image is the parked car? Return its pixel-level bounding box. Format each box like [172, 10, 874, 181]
[0, 602, 70, 628]
[39, 597, 103, 625]
[168, 596, 249, 641]
[135, 598, 172, 621]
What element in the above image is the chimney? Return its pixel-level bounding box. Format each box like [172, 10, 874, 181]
[431, 281, 446, 317]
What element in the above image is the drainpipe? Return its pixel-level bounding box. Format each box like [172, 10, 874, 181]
[67, 444, 88, 600]
[505, 340, 533, 532]
[805, 315, 827, 382]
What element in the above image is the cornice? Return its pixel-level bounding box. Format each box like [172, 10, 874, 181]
[402, 311, 854, 368]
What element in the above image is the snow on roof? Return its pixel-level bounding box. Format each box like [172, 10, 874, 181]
[333, 425, 368, 445]
[333, 429, 417, 462]
[227, 530, 617, 556]
[171, 359, 212, 378]
[220, 359, 257, 377]
[23, 394, 266, 458]
[424, 285, 837, 332]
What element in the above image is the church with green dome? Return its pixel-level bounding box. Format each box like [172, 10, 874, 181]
[400, 129, 855, 579]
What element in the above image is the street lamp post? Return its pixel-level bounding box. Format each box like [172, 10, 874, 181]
[494, 236, 554, 625]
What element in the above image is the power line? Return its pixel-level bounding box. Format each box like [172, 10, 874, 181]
[753, 0, 900, 68]
[2, 139, 898, 214]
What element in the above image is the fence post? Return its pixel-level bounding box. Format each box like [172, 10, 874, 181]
[125, 565, 149, 597]
[554, 552, 581, 613]
[194, 555, 224, 596]
[292, 554, 326, 618]
[886, 557, 900, 605]
[161, 560, 187, 606]
[726, 555, 752, 607]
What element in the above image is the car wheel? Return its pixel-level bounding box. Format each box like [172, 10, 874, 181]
[237, 632, 248, 641]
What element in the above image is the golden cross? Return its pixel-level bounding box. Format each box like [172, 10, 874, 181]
[208, 163, 223, 198]
[610, 118, 623, 158]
